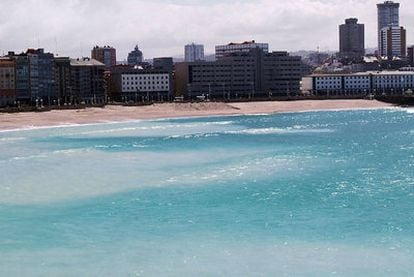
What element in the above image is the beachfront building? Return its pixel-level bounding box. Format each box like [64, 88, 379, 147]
[175, 48, 302, 100]
[70, 58, 106, 104]
[339, 18, 365, 62]
[7, 49, 55, 104]
[12, 53, 31, 103]
[91, 45, 116, 70]
[0, 57, 16, 107]
[185, 43, 205, 62]
[215, 40, 269, 59]
[111, 66, 172, 102]
[26, 48, 55, 103]
[306, 71, 414, 95]
[54, 57, 72, 104]
[127, 45, 143, 66]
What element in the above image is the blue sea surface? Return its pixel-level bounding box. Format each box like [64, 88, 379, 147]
[1, 108, 414, 276]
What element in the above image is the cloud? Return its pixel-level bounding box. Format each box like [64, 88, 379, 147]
[0, 0, 413, 60]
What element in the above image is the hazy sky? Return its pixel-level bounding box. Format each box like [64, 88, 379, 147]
[0, 0, 413, 60]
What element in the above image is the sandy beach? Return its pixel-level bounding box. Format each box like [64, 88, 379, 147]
[0, 100, 393, 131]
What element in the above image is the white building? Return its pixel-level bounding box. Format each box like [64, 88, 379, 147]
[343, 74, 371, 90]
[185, 43, 205, 62]
[121, 72, 170, 94]
[313, 75, 342, 91]
[379, 26, 406, 57]
[372, 71, 414, 90]
[308, 71, 414, 94]
[215, 40, 269, 59]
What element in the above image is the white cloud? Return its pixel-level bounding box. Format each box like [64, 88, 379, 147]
[0, 0, 413, 60]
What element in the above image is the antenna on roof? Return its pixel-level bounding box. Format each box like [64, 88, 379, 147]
[80, 42, 83, 58]
[54, 37, 58, 56]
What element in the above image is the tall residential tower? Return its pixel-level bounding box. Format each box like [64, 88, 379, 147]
[377, 1, 400, 53]
[339, 18, 365, 61]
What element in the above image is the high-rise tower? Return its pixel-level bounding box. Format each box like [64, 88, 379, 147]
[339, 18, 365, 61]
[377, 1, 400, 52]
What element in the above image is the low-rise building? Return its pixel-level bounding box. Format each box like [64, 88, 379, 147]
[308, 71, 414, 95]
[111, 66, 172, 102]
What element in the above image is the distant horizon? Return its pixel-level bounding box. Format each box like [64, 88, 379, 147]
[0, 0, 412, 60]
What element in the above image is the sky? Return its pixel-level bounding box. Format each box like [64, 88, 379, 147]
[0, 0, 413, 60]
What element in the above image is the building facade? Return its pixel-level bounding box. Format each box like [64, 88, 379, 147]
[215, 40, 269, 59]
[184, 43, 205, 62]
[70, 58, 106, 104]
[308, 71, 414, 95]
[407, 46, 414, 67]
[111, 67, 172, 102]
[379, 26, 406, 57]
[153, 57, 174, 72]
[339, 18, 365, 61]
[377, 1, 400, 52]
[175, 48, 302, 100]
[12, 53, 31, 102]
[0, 58, 16, 107]
[54, 57, 72, 104]
[27, 48, 55, 102]
[127, 45, 143, 66]
[91, 46, 116, 70]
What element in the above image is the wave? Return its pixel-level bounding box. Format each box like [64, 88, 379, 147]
[0, 137, 26, 143]
[64, 121, 235, 136]
[161, 125, 334, 139]
[225, 127, 334, 135]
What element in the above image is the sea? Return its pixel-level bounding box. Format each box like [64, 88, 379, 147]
[0, 108, 414, 276]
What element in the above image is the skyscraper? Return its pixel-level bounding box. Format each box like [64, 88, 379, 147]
[185, 43, 205, 62]
[377, 1, 400, 51]
[339, 18, 365, 61]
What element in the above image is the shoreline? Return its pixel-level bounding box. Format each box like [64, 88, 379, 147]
[0, 100, 394, 131]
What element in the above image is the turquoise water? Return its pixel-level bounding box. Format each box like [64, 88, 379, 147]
[1, 109, 414, 276]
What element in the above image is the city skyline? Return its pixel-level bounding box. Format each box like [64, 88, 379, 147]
[0, 0, 414, 59]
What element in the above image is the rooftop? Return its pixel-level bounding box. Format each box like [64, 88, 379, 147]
[70, 58, 105, 67]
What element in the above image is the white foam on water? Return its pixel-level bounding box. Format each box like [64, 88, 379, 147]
[59, 121, 238, 138]
[405, 108, 414, 114]
[0, 137, 26, 142]
[225, 127, 334, 135]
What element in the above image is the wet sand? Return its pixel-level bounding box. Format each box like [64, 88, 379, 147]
[0, 100, 393, 131]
